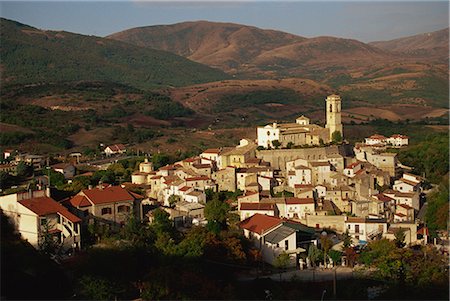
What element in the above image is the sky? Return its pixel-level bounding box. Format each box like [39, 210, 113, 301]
[0, 1, 448, 42]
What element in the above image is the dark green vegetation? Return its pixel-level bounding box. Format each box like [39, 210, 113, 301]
[0, 18, 229, 89]
[0, 82, 196, 150]
[1, 210, 73, 299]
[359, 239, 448, 299]
[425, 175, 449, 237]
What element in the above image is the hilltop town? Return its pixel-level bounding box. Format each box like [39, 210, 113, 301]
[1, 94, 438, 264]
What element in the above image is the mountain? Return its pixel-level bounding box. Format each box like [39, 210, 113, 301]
[107, 21, 305, 72]
[0, 18, 229, 89]
[369, 28, 449, 60]
[107, 21, 397, 77]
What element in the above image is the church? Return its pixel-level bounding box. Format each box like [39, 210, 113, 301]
[257, 94, 343, 148]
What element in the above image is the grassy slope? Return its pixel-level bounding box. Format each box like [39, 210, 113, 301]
[0, 18, 229, 89]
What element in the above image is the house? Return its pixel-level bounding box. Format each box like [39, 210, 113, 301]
[393, 173, 421, 193]
[383, 222, 418, 246]
[387, 134, 408, 147]
[239, 214, 315, 266]
[0, 190, 81, 251]
[239, 202, 278, 220]
[104, 144, 126, 156]
[365, 134, 387, 146]
[67, 185, 143, 225]
[384, 189, 420, 210]
[345, 217, 387, 243]
[214, 166, 236, 192]
[219, 140, 257, 169]
[52, 163, 76, 179]
[184, 190, 206, 204]
[0, 163, 17, 175]
[283, 197, 315, 220]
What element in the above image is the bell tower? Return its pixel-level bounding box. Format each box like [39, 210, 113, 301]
[325, 94, 343, 140]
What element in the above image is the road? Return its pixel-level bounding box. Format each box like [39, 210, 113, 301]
[239, 266, 355, 282]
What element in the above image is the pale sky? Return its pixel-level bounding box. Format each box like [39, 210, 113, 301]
[0, 1, 448, 42]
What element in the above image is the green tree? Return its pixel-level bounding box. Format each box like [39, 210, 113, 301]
[308, 244, 321, 267]
[168, 195, 180, 207]
[152, 153, 170, 170]
[151, 208, 174, 237]
[331, 131, 343, 144]
[204, 199, 230, 234]
[320, 234, 333, 266]
[342, 230, 352, 250]
[79, 276, 116, 300]
[394, 228, 406, 248]
[272, 140, 281, 149]
[274, 252, 291, 280]
[38, 219, 62, 256]
[16, 161, 32, 178]
[328, 250, 342, 266]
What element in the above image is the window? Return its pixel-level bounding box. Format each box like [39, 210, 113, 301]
[101, 207, 112, 215]
[40, 218, 47, 226]
[118, 205, 130, 213]
[285, 240, 289, 250]
[329, 104, 332, 112]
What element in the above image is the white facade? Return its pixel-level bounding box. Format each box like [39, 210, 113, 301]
[257, 123, 280, 148]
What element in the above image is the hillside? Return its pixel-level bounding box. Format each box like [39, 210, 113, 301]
[369, 28, 449, 60]
[0, 18, 229, 89]
[108, 21, 448, 108]
[107, 21, 305, 72]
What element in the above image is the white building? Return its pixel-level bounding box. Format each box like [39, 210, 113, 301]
[0, 190, 82, 251]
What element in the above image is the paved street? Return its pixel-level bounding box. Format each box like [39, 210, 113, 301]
[239, 266, 355, 282]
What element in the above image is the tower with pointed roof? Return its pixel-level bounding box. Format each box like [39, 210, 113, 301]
[325, 94, 343, 140]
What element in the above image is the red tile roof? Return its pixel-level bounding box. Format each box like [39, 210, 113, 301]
[239, 213, 282, 235]
[19, 196, 81, 223]
[193, 163, 211, 169]
[237, 191, 259, 199]
[368, 134, 386, 140]
[179, 186, 192, 192]
[294, 184, 313, 189]
[159, 165, 175, 170]
[106, 144, 126, 152]
[202, 148, 221, 154]
[68, 195, 92, 207]
[81, 186, 142, 205]
[285, 197, 315, 205]
[395, 213, 406, 217]
[374, 193, 395, 202]
[186, 176, 210, 181]
[240, 203, 275, 211]
[398, 204, 413, 210]
[390, 134, 408, 139]
[346, 162, 360, 169]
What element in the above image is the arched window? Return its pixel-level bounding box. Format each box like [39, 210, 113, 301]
[329, 104, 333, 112]
[101, 207, 112, 215]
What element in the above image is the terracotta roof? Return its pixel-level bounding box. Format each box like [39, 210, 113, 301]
[245, 158, 261, 164]
[390, 134, 408, 139]
[346, 162, 360, 169]
[285, 197, 314, 205]
[288, 171, 296, 176]
[186, 176, 210, 181]
[150, 175, 162, 179]
[159, 165, 175, 170]
[51, 163, 74, 169]
[294, 184, 313, 189]
[374, 193, 395, 202]
[238, 191, 259, 199]
[239, 213, 282, 235]
[19, 196, 81, 223]
[202, 148, 221, 154]
[81, 186, 141, 205]
[397, 178, 420, 186]
[179, 186, 192, 192]
[368, 134, 386, 140]
[346, 217, 365, 223]
[395, 213, 406, 217]
[105, 144, 126, 152]
[68, 195, 92, 207]
[240, 203, 275, 211]
[193, 163, 211, 169]
[183, 157, 197, 163]
[398, 204, 413, 210]
[310, 161, 330, 167]
[417, 227, 429, 236]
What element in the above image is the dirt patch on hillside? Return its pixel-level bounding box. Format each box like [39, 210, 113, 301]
[343, 105, 448, 122]
[0, 122, 34, 133]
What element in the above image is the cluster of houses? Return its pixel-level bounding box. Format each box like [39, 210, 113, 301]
[0, 94, 426, 267]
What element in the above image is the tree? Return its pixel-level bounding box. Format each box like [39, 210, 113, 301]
[308, 244, 321, 267]
[151, 208, 174, 237]
[328, 250, 342, 266]
[168, 195, 180, 207]
[394, 228, 406, 248]
[320, 234, 333, 266]
[274, 252, 291, 280]
[16, 161, 32, 178]
[331, 131, 342, 144]
[152, 153, 170, 170]
[38, 219, 62, 256]
[204, 199, 230, 234]
[272, 140, 281, 149]
[79, 276, 116, 300]
[342, 230, 352, 250]
[286, 142, 294, 149]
